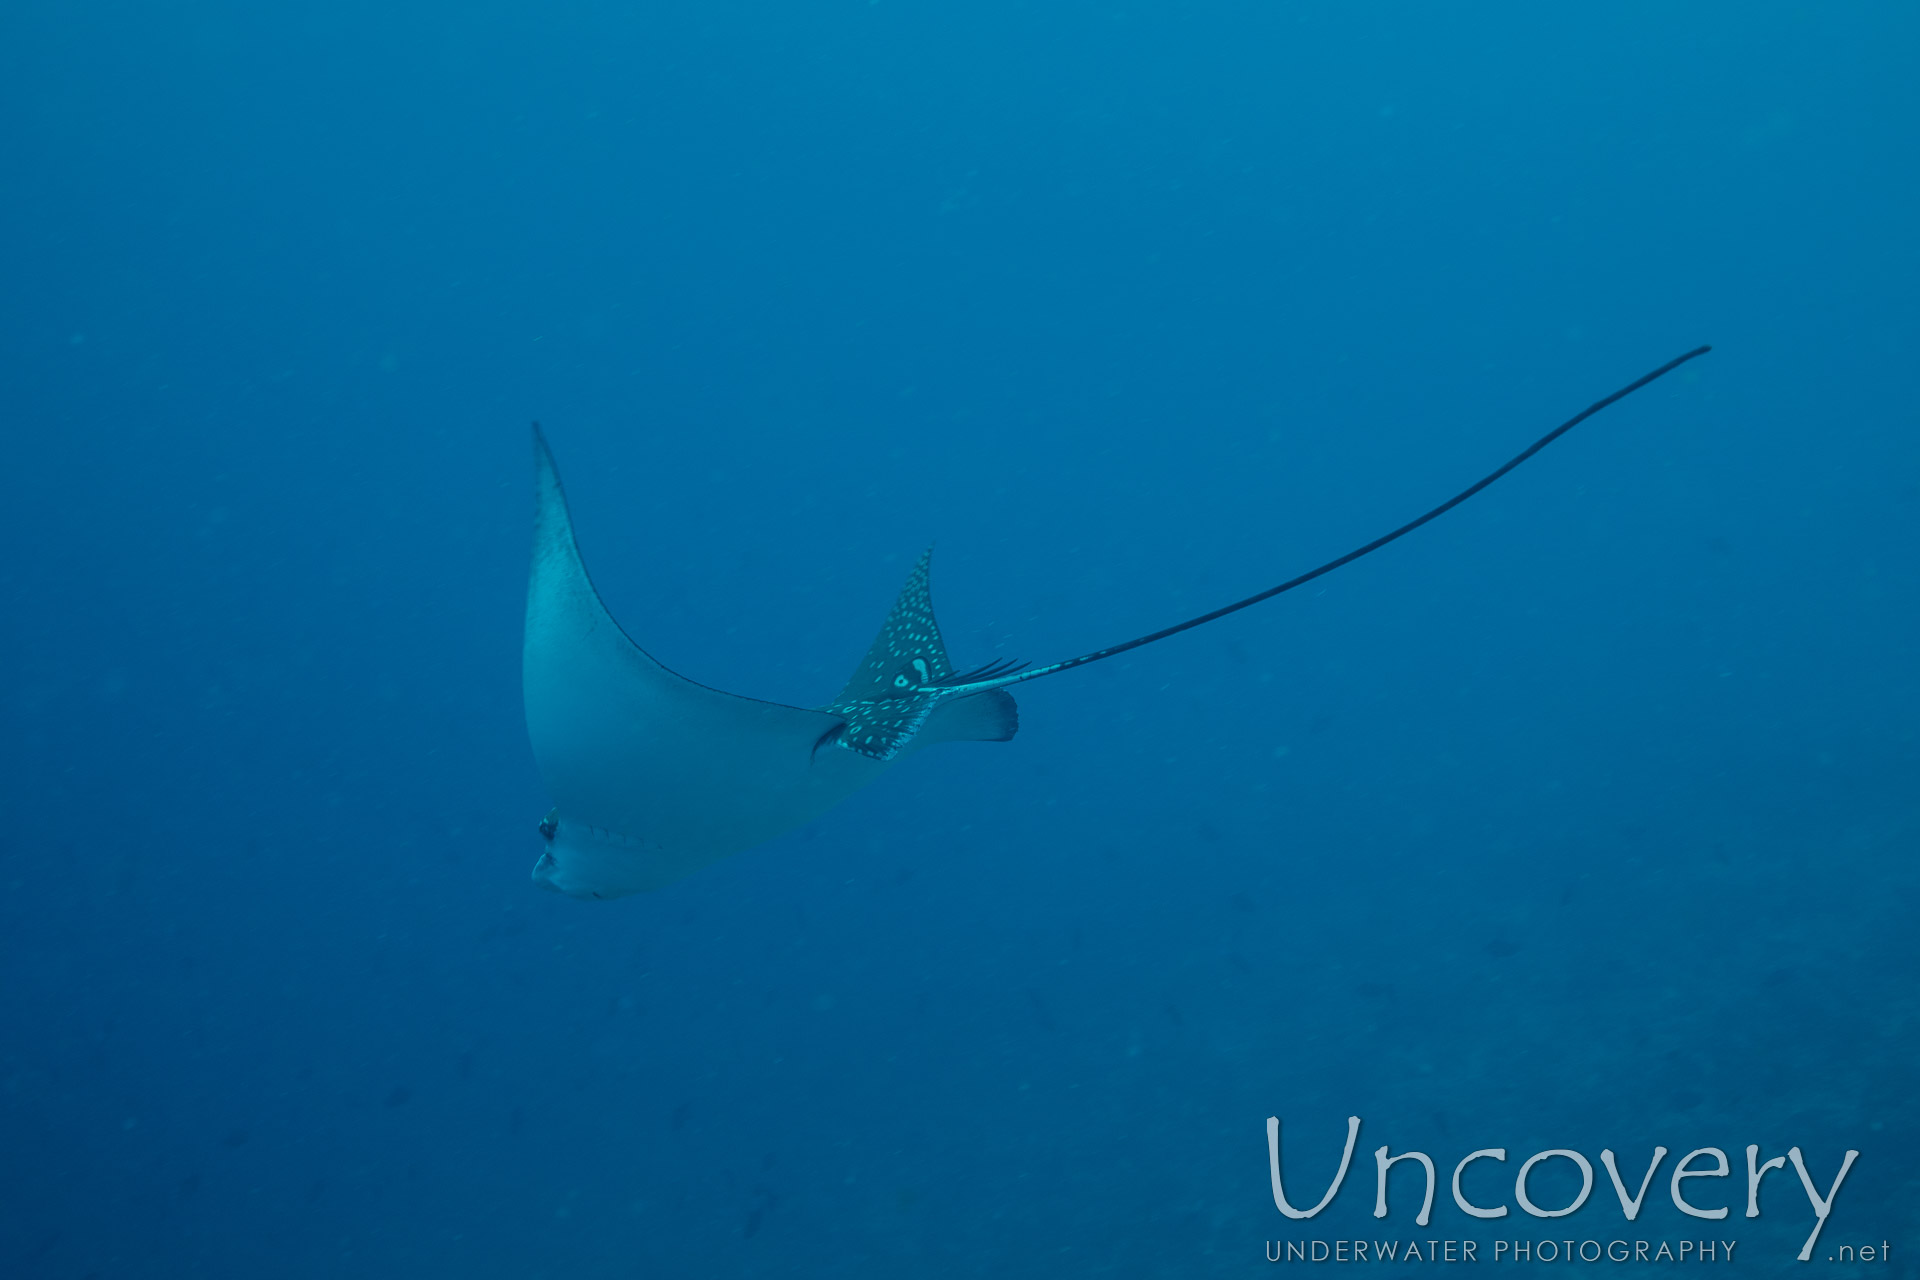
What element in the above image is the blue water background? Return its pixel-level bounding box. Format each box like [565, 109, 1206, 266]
[2, 2, 1915, 1274]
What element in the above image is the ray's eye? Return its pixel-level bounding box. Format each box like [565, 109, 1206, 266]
[911, 658, 930, 681]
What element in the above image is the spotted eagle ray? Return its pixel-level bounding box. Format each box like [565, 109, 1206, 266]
[525, 346, 1709, 898]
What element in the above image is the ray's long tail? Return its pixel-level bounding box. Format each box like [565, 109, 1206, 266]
[926, 345, 1712, 698]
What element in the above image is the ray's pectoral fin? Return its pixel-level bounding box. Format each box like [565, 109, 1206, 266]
[833, 547, 958, 698]
[524, 426, 881, 897]
[826, 548, 1020, 761]
[828, 687, 1018, 760]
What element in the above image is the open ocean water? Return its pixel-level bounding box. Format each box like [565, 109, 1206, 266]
[2, 2, 1915, 1276]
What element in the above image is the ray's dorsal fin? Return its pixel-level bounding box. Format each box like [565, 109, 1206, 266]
[827, 548, 1018, 761]
[923, 345, 1713, 699]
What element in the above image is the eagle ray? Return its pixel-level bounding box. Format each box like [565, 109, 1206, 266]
[524, 346, 1709, 898]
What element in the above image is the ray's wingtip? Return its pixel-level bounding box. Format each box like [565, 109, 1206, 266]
[530, 421, 561, 477]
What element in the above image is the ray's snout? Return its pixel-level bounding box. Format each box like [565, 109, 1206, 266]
[531, 838, 604, 899]
[529, 810, 680, 900]
[531, 810, 564, 894]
